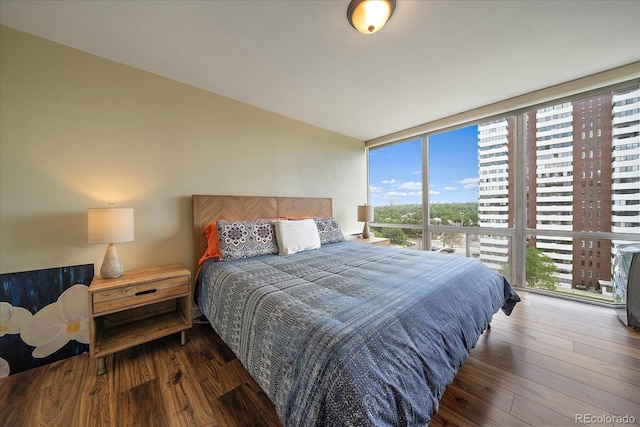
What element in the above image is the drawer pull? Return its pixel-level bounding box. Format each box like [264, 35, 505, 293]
[135, 289, 157, 296]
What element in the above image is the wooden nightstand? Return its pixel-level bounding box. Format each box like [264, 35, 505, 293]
[88, 264, 192, 375]
[349, 236, 391, 246]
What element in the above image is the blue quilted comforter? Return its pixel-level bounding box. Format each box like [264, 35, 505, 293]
[196, 241, 520, 426]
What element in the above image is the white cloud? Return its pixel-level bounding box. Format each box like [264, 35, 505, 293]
[384, 190, 422, 199]
[369, 185, 383, 194]
[398, 181, 421, 190]
[429, 190, 441, 195]
[381, 179, 397, 185]
[444, 186, 457, 192]
[459, 177, 478, 190]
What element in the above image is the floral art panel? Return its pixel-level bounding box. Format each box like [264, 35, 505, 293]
[0, 264, 94, 377]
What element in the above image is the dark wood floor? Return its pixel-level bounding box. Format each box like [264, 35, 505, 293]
[1, 291, 638, 426]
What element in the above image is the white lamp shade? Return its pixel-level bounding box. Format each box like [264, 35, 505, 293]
[88, 208, 134, 244]
[357, 205, 374, 223]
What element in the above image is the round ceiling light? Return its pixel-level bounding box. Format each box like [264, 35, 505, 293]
[347, 0, 396, 34]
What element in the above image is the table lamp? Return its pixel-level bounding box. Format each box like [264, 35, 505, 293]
[357, 204, 374, 239]
[88, 205, 134, 279]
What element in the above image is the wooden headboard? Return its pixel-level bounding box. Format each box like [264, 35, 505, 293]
[192, 195, 332, 271]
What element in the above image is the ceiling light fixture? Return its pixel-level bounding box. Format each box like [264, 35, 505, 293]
[347, 0, 396, 35]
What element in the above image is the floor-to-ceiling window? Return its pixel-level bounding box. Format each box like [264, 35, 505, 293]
[368, 138, 423, 247]
[367, 83, 640, 304]
[522, 87, 640, 302]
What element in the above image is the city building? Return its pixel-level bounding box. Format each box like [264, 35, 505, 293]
[478, 87, 640, 292]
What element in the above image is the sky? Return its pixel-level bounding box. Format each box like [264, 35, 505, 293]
[369, 125, 479, 206]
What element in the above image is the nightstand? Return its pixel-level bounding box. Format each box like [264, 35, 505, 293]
[88, 264, 192, 375]
[349, 236, 391, 246]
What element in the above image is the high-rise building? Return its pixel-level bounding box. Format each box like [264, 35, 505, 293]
[477, 119, 512, 271]
[611, 88, 640, 237]
[477, 87, 640, 292]
[531, 101, 576, 289]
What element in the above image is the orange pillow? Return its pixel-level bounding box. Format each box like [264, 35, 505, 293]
[197, 221, 221, 266]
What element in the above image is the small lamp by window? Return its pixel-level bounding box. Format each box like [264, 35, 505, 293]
[88, 205, 134, 279]
[357, 204, 374, 239]
[347, 0, 396, 35]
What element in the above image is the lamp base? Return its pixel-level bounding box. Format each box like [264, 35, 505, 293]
[100, 244, 124, 279]
[362, 222, 371, 239]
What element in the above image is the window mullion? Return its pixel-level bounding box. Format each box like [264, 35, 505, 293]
[422, 136, 430, 251]
[513, 114, 527, 287]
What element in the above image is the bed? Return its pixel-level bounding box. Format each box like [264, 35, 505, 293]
[192, 195, 520, 426]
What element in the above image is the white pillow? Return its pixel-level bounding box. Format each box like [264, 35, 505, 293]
[274, 219, 321, 255]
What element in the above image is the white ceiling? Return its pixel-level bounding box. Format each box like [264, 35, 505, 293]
[1, 0, 639, 141]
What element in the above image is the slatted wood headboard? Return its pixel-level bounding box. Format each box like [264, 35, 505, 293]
[192, 195, 332, 271]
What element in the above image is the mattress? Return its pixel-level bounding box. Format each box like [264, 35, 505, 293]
[196, 241, 520, 426]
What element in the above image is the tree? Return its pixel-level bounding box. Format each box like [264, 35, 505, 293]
[525, 247, 558, 290]
[373, 202, 478, 228]
[439, 232, 463, 248]
[499, 262, 512, 282]
[381, 227, 407, 246]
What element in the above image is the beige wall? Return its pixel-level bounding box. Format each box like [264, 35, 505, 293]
[0, 26, 366, 274]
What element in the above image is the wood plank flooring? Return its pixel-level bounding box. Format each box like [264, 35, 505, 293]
[1, 290, 638, 426]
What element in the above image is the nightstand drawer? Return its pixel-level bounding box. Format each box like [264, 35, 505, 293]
[92, 276, 189, 314]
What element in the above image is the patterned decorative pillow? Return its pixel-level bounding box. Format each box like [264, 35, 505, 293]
[216, 220, 278, 261]
[313, 217, 346, 245]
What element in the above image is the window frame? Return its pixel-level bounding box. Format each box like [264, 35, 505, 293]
[366, 78, 640, 299]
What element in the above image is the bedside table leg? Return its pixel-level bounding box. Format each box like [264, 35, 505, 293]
[97, 357, 106, 375]
[180, 330, 187, 346]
